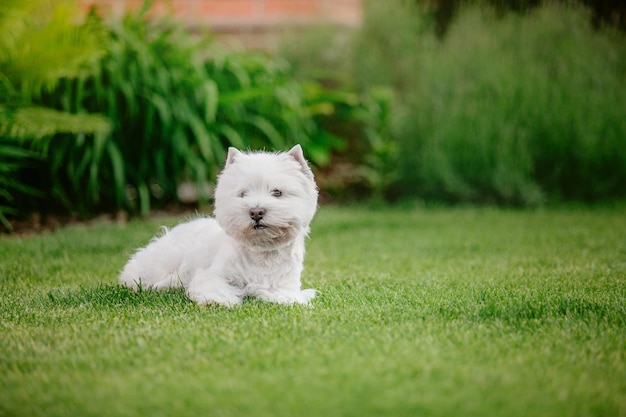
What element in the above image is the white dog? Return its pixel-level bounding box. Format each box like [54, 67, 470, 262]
[119, 145, 318, 307]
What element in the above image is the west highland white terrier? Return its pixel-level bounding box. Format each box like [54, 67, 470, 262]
[119, 145, 318, 307]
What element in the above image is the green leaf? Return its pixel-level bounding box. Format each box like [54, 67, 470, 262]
[245, 115, 285, 149]
[202, 79, 219, 123]
[106, 141, 126, 208]
[0, 105, 110, 140]
[219, 124, 246, 149]
[137, 182, 150, 217]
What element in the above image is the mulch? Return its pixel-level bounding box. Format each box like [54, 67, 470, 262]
[2, 206, 201, 236]
[2, 212, 128, 236]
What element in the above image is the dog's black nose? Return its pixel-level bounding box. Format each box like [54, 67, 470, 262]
[249, 207, 265, 221]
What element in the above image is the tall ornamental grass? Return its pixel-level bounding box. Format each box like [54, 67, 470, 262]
[355, 2, 626, 205]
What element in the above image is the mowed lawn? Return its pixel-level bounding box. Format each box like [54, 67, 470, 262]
[1, 204, 625, 417]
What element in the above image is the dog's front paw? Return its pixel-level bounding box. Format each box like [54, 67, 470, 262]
[187, 285, 243, 308]
[254, 288, 316, 305]
[296, 288, 316, 304]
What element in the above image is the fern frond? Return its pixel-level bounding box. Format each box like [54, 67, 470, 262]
[0, 0, 107, 98]
[0, 105, 110, 142]
[0, 0, 109, 141]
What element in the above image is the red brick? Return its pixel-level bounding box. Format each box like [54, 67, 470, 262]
[169, 0, 195, 18]
[264, 0, 322, 17]
[321, 0, 362, 25]
[197, 0, 257, 18]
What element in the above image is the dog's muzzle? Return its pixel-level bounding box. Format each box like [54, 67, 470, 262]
[250, 207, 266, 230]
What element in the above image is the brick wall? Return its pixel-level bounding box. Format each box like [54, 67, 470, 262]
[84, 0, 362, 48]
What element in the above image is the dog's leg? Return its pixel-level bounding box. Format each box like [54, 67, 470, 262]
[120, 218, 222, 291]
[250, 287, 316, 305]
[152, 273, 184, 290]
[119, 245, 183, 291]
[187, 269, 244, 307]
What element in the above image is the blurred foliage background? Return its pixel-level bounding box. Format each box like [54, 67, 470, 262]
[1, 0, 625, 231]
[283, 0, 626, 205]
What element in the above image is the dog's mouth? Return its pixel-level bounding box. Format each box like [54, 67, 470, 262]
[251, 221, 289, 235]
[240, 220, 294, 247]
[252, 222, 266, 230]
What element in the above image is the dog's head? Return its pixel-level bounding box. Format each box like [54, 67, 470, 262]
[213, 145, 318, 250]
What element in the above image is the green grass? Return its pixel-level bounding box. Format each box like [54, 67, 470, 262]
[1, 205, 625, 417]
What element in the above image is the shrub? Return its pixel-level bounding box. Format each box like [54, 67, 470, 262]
[0, 0, 109, 230]
[356, 1, 626, 204]
[278, 23, 403, 201]
[4, 5, 351, 225]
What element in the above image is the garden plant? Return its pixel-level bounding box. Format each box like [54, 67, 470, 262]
[346, 1, 626, 204]
[0, 0, 354, 229]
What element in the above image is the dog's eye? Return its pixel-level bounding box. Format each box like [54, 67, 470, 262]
[239, 191, 246, 198]
[271, 189, 282, 197]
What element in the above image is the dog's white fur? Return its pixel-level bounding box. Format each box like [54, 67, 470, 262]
[119, 145, 318, 307]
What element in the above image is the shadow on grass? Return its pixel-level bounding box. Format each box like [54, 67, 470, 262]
[45, 284, 192, 309]
[43, 282, 626, 327]
[43, 284, 312, 312]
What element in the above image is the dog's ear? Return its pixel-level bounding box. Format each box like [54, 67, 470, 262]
[226, 147, 243, 166]
[288, 144, 314, 180]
